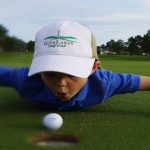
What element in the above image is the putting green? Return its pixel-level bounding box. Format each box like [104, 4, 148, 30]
[0, 52, 150, 150]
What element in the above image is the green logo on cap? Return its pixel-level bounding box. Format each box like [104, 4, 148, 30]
[43, 36, 77, 48]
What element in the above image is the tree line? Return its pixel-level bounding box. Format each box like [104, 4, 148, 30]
[0, 24, 150, 55]
[99, 30, 150, 55]
[0, 24, 26, 52]
[0, 24, 34, 52]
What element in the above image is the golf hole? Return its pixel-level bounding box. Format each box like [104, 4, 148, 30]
[29, 132, 79, 147]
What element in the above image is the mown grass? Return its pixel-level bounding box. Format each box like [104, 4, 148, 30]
[0, 52, 150, 150]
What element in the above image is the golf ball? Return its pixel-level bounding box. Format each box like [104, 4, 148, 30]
[42, 113, 63, 130]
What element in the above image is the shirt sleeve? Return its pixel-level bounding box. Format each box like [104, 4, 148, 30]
[83, 70, 141, 107]
[102, 70, 140, 97]
[0, 66, 29, 88]
[0, 66, 51, 104]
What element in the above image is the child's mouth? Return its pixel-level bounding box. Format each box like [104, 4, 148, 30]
[57, 92, 69, 100]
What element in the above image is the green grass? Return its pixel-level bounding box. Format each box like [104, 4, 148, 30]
[0, 52, 150, 150]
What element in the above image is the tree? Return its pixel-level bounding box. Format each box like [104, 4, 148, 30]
[106, 39, 116, 51]
[3, 36, 27, 52]
[0, 24, 8, 37]
[0, 24, 27, 52]
[105, 39, 126, 54]
[0, 24, 8, 51]
[141, 30, 150, 54]
[127, 36, 141, 55]
[27, 40, 35, 52]
[115, 39, 126, 54]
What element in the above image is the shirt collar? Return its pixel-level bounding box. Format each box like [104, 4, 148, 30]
[72, 80, 89, 101]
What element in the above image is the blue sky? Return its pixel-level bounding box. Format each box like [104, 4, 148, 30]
[0, 0, 150, 45]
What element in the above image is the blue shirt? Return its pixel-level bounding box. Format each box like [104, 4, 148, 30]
[0, 66, 140, 110]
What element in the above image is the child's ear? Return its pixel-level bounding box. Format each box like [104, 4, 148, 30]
[90, 60, 101, 74]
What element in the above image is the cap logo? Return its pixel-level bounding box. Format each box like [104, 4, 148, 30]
[43, 36, 77, 48]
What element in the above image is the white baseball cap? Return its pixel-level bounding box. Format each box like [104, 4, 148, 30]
[28, 20, 98, 78]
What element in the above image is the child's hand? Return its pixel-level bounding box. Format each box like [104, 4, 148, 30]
[139, 76, 150, 90]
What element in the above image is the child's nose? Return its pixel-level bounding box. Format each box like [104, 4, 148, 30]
[57, 75, 67, 87]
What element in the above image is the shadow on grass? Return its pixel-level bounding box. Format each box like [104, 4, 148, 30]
[0, 99, 49, 113]
[0, 87, 150, 119]
[1, 97, 149, 119]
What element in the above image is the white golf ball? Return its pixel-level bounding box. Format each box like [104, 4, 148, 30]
[42, 113, 63, 130]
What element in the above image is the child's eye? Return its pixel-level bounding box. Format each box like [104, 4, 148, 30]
[44, 72, 57, 77]
[43, 72, 77, 79]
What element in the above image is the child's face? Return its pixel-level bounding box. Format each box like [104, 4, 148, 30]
[41, 72, 87, 101]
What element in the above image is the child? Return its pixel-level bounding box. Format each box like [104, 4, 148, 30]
[0, 20, 150, 110]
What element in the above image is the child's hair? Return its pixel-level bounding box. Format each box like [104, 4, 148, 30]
[28, 20, 99, 78]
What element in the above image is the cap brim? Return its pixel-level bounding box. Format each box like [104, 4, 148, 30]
[28, 55, 95, 78]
